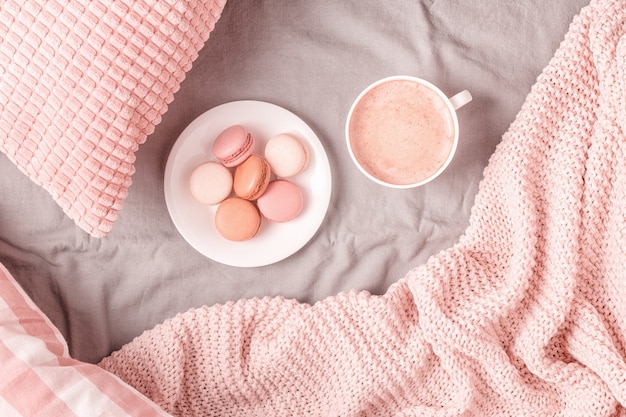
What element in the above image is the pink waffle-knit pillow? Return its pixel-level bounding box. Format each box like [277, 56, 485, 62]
[0, 0, 226, 237]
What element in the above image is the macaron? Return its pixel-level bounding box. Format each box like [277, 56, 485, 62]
[264, 133, 309, 178]
[189, 162, 233, 205]
[233, 155, 271, 200]
[212, 125, 255, 167]
[214, 197, 261, 241]
[257, 180, 304, 222]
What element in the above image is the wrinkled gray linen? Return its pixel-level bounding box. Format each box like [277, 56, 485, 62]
[0, 0, 589, 363]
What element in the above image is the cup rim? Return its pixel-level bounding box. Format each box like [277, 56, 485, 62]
[345, 75, 460, 189]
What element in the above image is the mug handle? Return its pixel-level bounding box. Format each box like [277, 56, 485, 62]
[449, 90, 473, 110]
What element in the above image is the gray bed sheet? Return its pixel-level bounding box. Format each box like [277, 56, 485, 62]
[0, 0, 589, 363]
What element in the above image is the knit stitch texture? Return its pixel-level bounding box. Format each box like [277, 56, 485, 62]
[99, 0, 626, 415]
[0, 0, 226, 237]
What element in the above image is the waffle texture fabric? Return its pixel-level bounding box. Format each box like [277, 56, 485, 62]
[100, 0, 626, 415]
[0, 0, 226, 237]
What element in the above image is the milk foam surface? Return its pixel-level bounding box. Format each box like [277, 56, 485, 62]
[349, 80, 455, 185]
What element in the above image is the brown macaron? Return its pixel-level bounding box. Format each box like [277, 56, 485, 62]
[214, 197, 261, 241]
[233, 155, 271, 200]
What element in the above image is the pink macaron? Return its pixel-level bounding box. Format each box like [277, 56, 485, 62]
[212, 125, 255, 167]
[189, 162, 233, 205]
[264, 133, 309, 178]
[257, 179, 304, 222]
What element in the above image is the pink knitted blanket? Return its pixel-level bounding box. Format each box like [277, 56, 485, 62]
[100, 0, 626, 415]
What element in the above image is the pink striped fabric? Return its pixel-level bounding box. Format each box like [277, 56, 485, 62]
[0, 0, 227, 237]
[0, 262, 171, 416]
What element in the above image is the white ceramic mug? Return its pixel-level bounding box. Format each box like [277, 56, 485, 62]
[346, 75, 472, 188]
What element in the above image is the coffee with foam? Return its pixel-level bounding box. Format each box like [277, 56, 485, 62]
[347, 77, 468, 187]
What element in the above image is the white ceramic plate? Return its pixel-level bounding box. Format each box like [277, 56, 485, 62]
[164, 100, 332, 267]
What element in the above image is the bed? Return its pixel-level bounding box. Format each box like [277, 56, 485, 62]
[5, 0, 625, 415]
